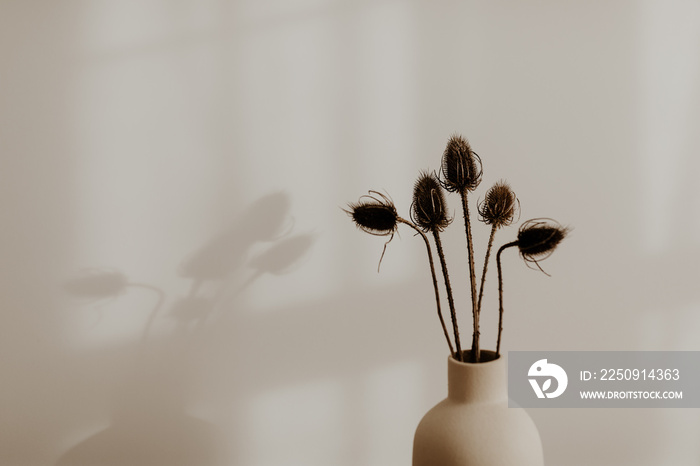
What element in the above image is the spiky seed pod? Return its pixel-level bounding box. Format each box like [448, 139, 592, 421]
[411, 171, 452, 232]
[441, 134, 482, 193]
[478, 181, 518, 229]
[346, 191, 398, 236]
[517, 218, 569, 265]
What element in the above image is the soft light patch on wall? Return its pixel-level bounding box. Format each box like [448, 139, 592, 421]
[364, 360, 424, 466]
[638, 0, 700, 254]
[247, 378, 344, 466]
[233, 0, 423, 311]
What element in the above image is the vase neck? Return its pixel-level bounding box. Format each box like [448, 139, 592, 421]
[447, 352, 507, 404]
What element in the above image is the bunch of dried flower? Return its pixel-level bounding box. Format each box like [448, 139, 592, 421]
[346, 135, 568, 362]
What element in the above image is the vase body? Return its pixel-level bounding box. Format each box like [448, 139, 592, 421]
[412, 351, 544, 466]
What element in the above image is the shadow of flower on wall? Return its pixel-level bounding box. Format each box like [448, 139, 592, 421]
[60, 270, 225, 466]
[56, 191, 313, 466]
[63, 269, 165, 342]
[63, 269, 129, 299]
[238, 233, 315, 292]
[179, 191, 292, 283]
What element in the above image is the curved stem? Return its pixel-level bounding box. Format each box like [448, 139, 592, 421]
[432, 229, 462, 360]
[476, 226, 497, 357]
[460, 191, 478, 362]
[398, 218, 454, 357]
[496, 241, 518, 356]
[129, 283, 166, 346]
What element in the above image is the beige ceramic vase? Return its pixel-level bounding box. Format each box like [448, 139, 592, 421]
[412, 350, 544, 466]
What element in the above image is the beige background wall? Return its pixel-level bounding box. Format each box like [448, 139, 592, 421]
[1, 1, 699, 465]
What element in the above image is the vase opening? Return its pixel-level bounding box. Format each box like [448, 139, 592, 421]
[453, 349, 499, 363]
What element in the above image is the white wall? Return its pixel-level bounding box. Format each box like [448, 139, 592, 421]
[1, 1, 699, 465]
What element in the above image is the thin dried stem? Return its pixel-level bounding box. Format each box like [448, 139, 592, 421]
[398, 217, 454, 357]
[433, 229, 462, 360]
[461, 191, 479, 362]
[496, 241, 518, 356]
[476, 225, 497, 321]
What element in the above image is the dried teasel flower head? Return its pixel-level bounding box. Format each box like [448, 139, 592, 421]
[346, 191, 398, 236]
[516, 218, 569, 271]
[478, 180, 519, 229]
[411, 171, 452, 232]
[441, 134, 482, 193]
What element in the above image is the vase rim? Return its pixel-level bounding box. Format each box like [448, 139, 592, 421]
[449, 349, 501, 366]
